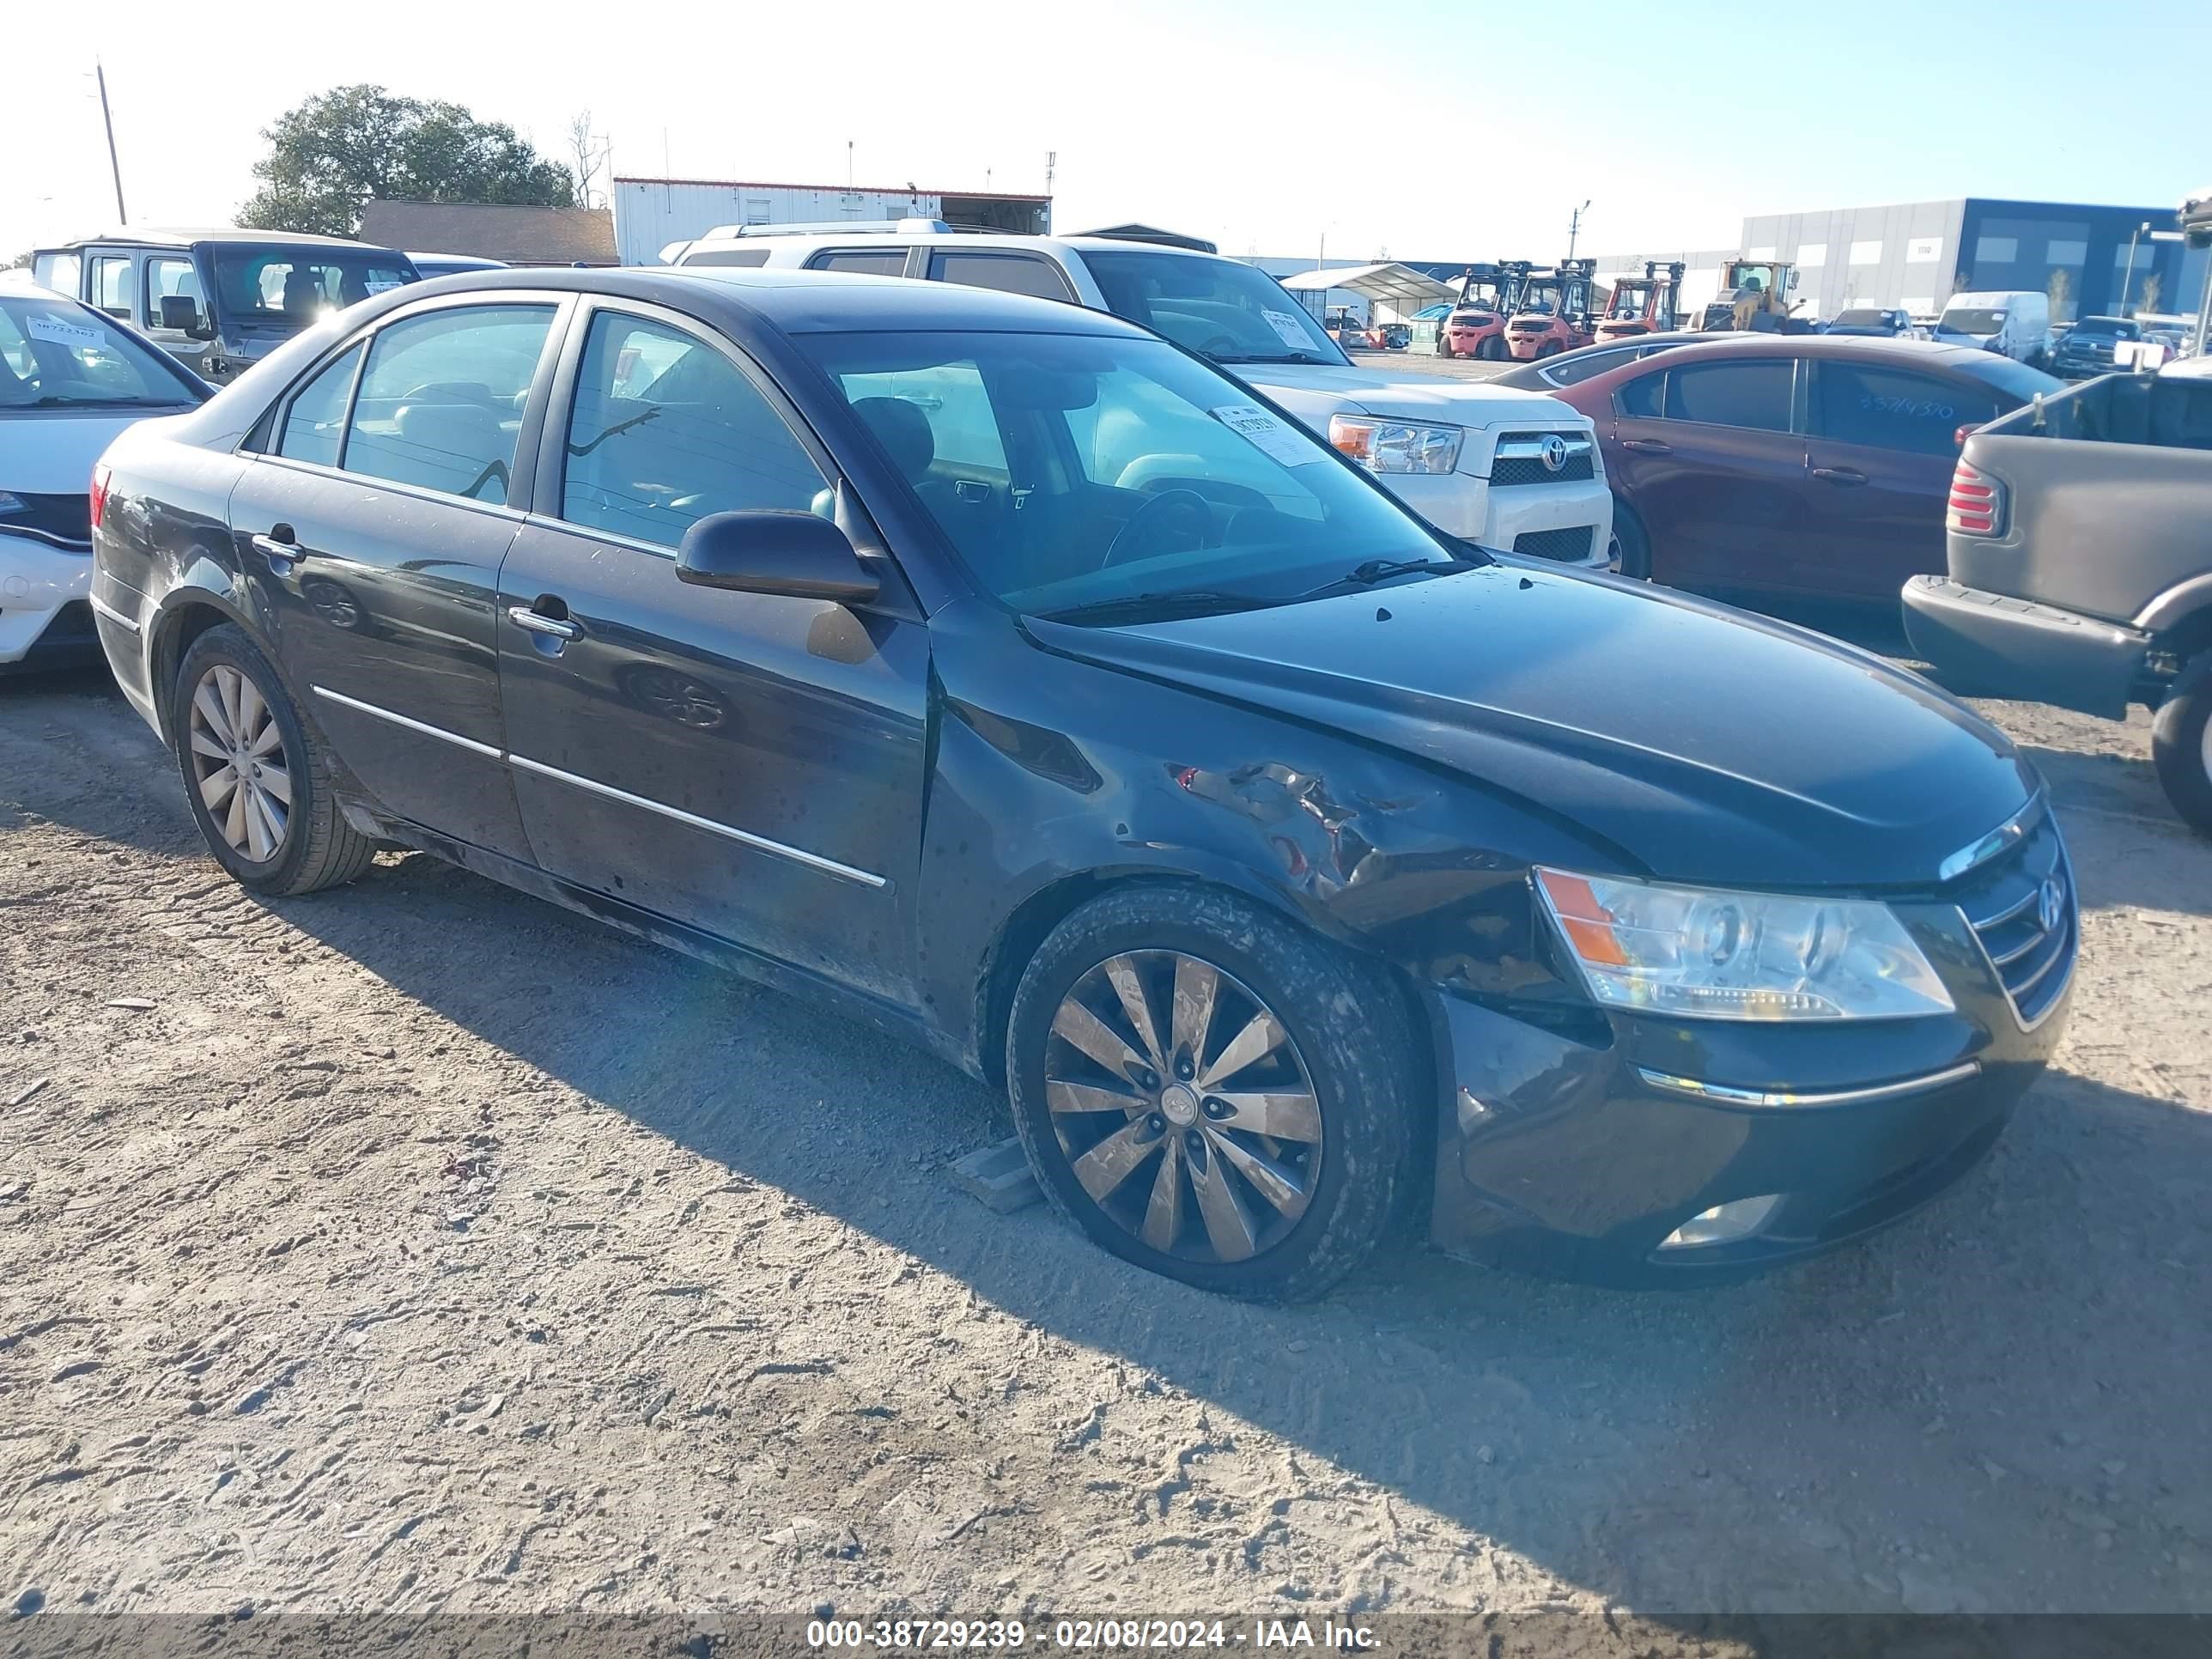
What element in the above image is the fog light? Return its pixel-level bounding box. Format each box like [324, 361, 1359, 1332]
[1658, 1194, 1783, 1250]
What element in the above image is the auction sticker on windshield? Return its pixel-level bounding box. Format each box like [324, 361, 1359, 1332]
[1212, 404, 1319, 466]
[1263, 309, 1314, 349]
[26, 316, 106, 349]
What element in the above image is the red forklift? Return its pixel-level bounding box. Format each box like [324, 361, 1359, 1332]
[1591, 260, 1684, 343]
[1504, 258, 1599, 359]
[1437, 260, 1532, 360]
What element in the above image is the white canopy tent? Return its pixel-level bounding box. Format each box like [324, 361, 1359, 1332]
[1277, 262, 1460, 325]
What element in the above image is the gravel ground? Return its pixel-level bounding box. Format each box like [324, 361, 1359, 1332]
[3, 637, 2209, 1633]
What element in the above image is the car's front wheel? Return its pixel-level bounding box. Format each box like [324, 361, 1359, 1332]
[2152, 653, 2212, 837]
[1477, 335, 1507, 361]
[1006, 885, 1422, 1302]
[172, 623, 378, 895]
[1607, 498, 1653, 580]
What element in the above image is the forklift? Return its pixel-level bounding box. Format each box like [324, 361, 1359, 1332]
[1437, 260, 1532, 360]
[1592, 260, 1685, 342]
[1698, 258, 1813, 332]
[1505, 258, 1599, 359]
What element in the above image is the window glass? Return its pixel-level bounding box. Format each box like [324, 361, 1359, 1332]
[561, 312, 827, 547]
[1614, 368, 1665, 419]
[92, 256, 134, 319]
[276, 343, 366, 468]
[1079, 250, 1346, 366]
[0, 295, 196, 409]
[343, 305, 553, 503]
[804, 330, 1445, 616]
[808, 249, 909, 276]
[210, 247, 414, 329]
[1814, 364, 1995, 457]
[146, 257, 204, 331]
[1663, 361, 1792, 431]
[684, 248, 771, 268]
[1542, 344, 1643, 387]
[929, 252, 1072, 302]
[838, 362, 1008, 471]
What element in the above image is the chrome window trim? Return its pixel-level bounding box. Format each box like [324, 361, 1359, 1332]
[306, 685, 886, 890]
[1637, 1060, 1981, 1109]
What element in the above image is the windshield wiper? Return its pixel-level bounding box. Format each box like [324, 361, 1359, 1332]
[1292, 556, 1466, 600]
[1033, 589, 1275, 625]
[1209, 350, 1339, 366]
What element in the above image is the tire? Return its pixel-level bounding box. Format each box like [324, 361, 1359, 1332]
[171, 623, 377, 896]
[1437, 336, 1455, 360]
[1607, 498, 1653, 580]
[1006, 884, 1423, 1302]
[1536, 339, 1564, 358]
[1477, 335, 1507, 362]
[2151, 653, 2212, 837]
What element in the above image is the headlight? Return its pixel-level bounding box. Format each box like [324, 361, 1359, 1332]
[1328, 414, 1463, 474]
[1534, 868, 1954, 1021]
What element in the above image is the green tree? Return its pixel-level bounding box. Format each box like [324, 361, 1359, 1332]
[239, 85, 575, 238]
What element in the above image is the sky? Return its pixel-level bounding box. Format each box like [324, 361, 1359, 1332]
[8, 0, 2209, 269]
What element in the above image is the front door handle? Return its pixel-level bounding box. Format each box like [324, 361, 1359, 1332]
[1810, 466, 1867, 486]
[252, 525, 301, 571]
[508, 605, 580, 641]
[1620, 437, 1672, 454]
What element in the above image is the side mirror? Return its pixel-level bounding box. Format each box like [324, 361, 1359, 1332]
[676, 510, 878, 605]
[160, 295, 212, 339]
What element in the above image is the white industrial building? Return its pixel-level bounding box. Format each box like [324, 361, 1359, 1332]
[612, 175, 1052, 265]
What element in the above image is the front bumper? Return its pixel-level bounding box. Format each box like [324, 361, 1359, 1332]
[1426, 874, 2072, 1282]
[0, 530, 97, 669]
[1901, 575, 2147, 719]
[1376, 471, 1612, 565]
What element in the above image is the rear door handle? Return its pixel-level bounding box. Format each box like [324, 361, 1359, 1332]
[1620, 438, 1672, 454]
[1811, 466, 1867, 486]
[252, 526, 301, 571]
[508, 605, 580, 641]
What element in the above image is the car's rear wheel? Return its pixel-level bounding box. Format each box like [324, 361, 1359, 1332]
[172, 623, 377, 895]
[2151, 653, 2212, 837]
[1607, 498, 1653, 580]
[1006, 885, 1421, 1302]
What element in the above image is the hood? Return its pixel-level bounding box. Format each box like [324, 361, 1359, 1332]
[1229, 362, 1589, 431]
[0, 408, 185, 495]
[1027, 565, 2035, 890]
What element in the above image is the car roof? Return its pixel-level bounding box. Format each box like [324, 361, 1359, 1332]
[398, 264, 1149, 338]
[678, 227, 1247, 268]
[1631, 333, 2001, 368]
[48, 227, 403, 252]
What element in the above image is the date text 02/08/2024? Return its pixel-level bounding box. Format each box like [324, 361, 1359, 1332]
[804, 1619, 1380, 1650]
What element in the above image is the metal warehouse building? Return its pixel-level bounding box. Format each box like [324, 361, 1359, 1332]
[1595, 198, 2205, 325]
[612, 175, 1051, 265]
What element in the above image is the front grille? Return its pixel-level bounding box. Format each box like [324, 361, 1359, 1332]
[1950, 805, 2076, 1028]
[1492, 433, 1596, 486]
[1512, 526, 1595, 562]
[0, 491, 92, 547]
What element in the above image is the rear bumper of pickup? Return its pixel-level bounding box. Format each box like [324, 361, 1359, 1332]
[1900, 576, 2147, 719]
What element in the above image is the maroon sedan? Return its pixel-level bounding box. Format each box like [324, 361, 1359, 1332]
[1541, 336, 2059, 602]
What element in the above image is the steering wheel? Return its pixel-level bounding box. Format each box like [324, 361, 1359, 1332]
[1101, 489, 1212, 568]
[1198, 333, 1240, 356]
[398, 380, 496, 406]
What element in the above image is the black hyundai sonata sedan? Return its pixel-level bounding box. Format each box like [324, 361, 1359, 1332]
[88, 267, 2075, 1297]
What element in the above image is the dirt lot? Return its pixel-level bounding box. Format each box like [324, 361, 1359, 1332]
[3, 643, 2209, 1632]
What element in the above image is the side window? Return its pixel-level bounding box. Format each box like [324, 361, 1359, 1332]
[927, 252, 1073, 302]
[146, 257, 204, 331]
[1614, 368, 1665, 419]
[1542, 344, 1638, 387]
[807, 249, 910, 276]
[1662, 361, 1793, 432]
[684, 248, 770, 268]
[1814, 364, 1995, 457]
[836, 362, 1008, 474]
[92, 256, 135, 319]
[561, 312, 827, 548]
[343, 304, 554, 504]
[276, 343, 366, 468]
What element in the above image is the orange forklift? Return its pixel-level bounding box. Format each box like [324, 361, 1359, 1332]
[1504, 258, 1599, 359]
[1591, 260, 1684, 342]
[1436, 260, 1532, 360]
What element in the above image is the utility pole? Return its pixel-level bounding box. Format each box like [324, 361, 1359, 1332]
[847, 140, 854, 191]
[96, 60, 127, 224]
[2119, 220, 2148, 315]
[1566, 198, 1591, 261]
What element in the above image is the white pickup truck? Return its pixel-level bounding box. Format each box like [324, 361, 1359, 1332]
[665, 223, 1613, 566]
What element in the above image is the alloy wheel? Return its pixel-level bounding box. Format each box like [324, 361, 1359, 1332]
[186, 664, 293, 861]
[1044, 951, 1322, 1264]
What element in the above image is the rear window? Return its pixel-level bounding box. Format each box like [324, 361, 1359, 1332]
[807, 249, 910, 277]
[210, 246, 415, 328]
[1950, 356, 2063, 405]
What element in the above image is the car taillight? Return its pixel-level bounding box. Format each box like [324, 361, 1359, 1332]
[89, 462, 112, 533]
[1947, 460, 2004, 537]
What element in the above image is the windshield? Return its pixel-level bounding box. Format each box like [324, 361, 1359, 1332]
[0, 294, 201, 410]
[2069, 317, 2136, 338]
[1939, 307, 2008, 335]
[801, 330, 1452, 619]
[1079, 251, 1347, 367]
[1518, 280, 1560, 314]
[1834, 309, 1889, 326]
[210, 246, 415, 331]
[1606, 285, 1649, 319]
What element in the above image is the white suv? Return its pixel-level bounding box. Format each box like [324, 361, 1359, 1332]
[666, 224, 1612, 565]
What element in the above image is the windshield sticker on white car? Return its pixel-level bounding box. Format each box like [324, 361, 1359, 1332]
[1263, 309, 1314, 349]
[1211, 404, 1319, 467]
[364, 278, 404, 295]
[26, 315, 106, 349]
